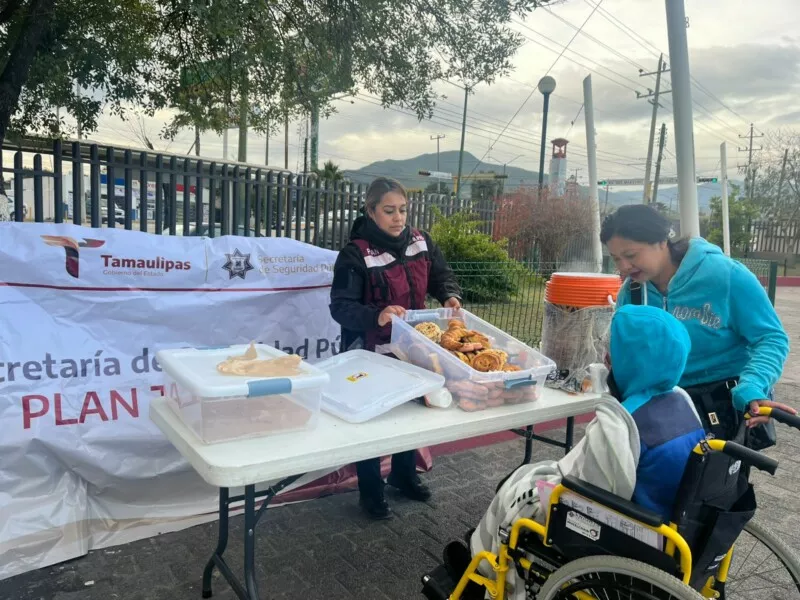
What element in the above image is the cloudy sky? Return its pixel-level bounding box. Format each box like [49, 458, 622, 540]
[88, 0, 800, 186]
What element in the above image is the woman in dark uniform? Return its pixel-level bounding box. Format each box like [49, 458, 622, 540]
[330, 177, 462, 519]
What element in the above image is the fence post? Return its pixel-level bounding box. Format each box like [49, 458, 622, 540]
[71, 143, 82, 225]
[90, 146, 100, 227]
[106, 147, 115, 229]
[33, 154, 43, 223]
[195, 160, 204, 233]
[768, 260, 778, 307]
[54, 140, 63, 223]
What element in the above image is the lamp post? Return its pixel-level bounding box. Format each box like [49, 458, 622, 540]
[537, 76, 556, 199]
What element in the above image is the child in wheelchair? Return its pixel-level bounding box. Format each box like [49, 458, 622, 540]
[423, 305, 793, 599]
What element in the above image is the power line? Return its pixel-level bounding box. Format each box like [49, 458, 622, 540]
[583, 0, 751, 127]
[466, 0, 605, 180]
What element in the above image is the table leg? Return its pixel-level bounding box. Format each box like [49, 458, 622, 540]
[200, 475, 303, 600]
[565, 416, 575, 454]
[244, 484, 259, 600]
[202, 487, 233, 599]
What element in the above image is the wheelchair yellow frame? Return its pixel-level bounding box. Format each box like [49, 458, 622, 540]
[448, 437, 743, 600]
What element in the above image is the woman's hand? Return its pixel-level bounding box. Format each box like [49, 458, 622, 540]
[748, 399, 798, 427]
[444, 297, 462, 309]
[378, 305, 406, 327]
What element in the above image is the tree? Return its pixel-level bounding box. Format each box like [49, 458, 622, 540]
[313, 160, 344, 182]
[749, 129, 800, 220]
[425, 181, 451, 195]
[156, 0, 555, 142]
[0, 0, 161, 142]
[495, 186, 594, 269]
[0, 0, 555, 159]
[706, 184, 758, 255]
[470, 175, 503, 203]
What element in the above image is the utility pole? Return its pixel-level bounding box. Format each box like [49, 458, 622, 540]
[665, 0, 699, 237]
[284, 114, 289, 170]
[303, 113, 309, 175]
[583, 74, 602, 273]
[310, 104, 319, 172]
[738, 123, 763, 203]
[720, 142, 730, 256]
[456, 86, 469, 205]
[431, 133, 445, 194]
[195, 126, 200, 157]
[652, 124, 667, 206]
[265, 119, 270, 166]
[637, 54, 670, 203]
[777, 148, 789, 212]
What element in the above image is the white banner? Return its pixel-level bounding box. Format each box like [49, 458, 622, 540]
[0, 223, 340, 580]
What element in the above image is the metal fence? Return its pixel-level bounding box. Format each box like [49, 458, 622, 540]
[3, 137, 779, 342]
[748, 220, 800, 256]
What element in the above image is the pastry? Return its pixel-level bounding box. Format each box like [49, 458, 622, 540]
[415, 322, 443, 343]
[471, 351, 505, 373]
[450, 351, 471, 365]
[216, 342, 303, 377]
[463, 331, 491, 348]
[502, 364, 522, 372]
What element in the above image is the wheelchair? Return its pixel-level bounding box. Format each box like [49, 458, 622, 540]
[422, 406, 800, 600]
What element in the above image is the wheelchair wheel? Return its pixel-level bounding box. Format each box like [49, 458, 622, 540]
[722, 519, 800, 599]
[537, 555, 704, 600]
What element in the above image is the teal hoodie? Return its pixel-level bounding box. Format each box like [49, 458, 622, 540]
[616, 238, 789, 411]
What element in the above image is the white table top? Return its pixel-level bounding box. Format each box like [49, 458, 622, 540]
[150, 389, 609, 488]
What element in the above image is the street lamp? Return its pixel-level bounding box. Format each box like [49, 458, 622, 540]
[537, 76, 556, 197]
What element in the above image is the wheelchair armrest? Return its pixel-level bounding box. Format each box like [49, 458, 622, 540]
[560, 475, 664, 528]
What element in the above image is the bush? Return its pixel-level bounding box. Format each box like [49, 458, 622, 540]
[429, 211, 531, 303]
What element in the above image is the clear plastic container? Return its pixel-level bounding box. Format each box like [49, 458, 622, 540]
[156, 344, 329, 444]
[390, 308, 556, 412]
[316, 349, 445, 423]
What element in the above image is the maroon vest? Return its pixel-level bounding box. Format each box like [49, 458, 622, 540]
[352, 229, 431, 349]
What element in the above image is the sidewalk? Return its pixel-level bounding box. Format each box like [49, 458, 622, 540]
[5, 288, 800, 600]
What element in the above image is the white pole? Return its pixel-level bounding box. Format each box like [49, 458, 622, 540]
[720, 142, 731, 256]
[665, 0, 699, 238]
[583, 75, 603, 272]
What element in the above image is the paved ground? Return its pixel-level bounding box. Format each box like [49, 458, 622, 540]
[5, 288, 800, 600]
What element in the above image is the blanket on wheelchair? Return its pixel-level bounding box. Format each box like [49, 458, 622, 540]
[470, 399, 639, 600]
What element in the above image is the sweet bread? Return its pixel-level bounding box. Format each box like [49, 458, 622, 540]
[471, 351, 505, 373]
[450, 351, 471, 365]
[447, 319, 465, 330]
[414, 322, 443, 343]
[502, 364, 522, 372]
[463, 331, 491, 348]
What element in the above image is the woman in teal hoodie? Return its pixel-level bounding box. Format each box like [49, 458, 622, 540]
[600, 204, 794, 440]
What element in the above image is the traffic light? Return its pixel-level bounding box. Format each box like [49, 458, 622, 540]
[598, 180, 608, 186]
[697, 177, 718, 183]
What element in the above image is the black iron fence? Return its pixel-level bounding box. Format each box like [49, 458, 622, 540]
[3, 137, 779, 341]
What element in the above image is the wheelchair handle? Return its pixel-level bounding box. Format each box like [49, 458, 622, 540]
[721, 440, 778, 476]
[769, 408, 800, 430]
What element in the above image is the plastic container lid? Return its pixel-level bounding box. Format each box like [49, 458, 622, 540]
[315, 350, 445, 423]
[156, 344, 330, 398]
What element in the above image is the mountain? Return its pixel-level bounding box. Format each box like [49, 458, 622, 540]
[344, 151, 737, 215]
[602, 180, 746, 214]
[344, 150, 545, 191]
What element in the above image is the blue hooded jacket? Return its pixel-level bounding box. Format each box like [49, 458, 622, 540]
[610, 305, 705, 520]
[616, 238, 789, 411]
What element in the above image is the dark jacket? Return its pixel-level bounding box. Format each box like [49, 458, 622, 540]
[330, 216, 461, 351]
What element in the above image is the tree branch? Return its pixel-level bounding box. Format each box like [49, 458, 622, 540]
[0, 0, 55, 142]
